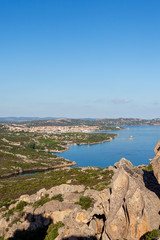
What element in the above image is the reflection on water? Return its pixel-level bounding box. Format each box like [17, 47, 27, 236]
[56, 126, 160, 167]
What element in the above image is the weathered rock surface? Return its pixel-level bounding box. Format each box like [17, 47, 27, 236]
[105, 158, 160, 240]
[1, 155, 160, 240]
[56, 158, 160, 240]
[152, 140, 160, 184]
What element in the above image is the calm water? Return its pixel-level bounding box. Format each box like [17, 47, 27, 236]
[55, 126, 160, 168]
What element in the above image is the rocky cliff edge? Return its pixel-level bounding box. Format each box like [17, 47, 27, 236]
[0, 157, 160, 240]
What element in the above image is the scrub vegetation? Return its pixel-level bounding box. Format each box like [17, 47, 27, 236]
[75, 196, 93, 210]
[0, 124, 116, 177]
[0, 167, 113, 207]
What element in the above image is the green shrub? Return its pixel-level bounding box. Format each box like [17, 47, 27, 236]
[75, 196, 93, 210]
[33, 194, 50, 209]
[3, 209, 14, 221]
[3, 201, 27, 221]
[15, 201, 27, 212]
[141, 229, 160, 240]
[44, 222, 64, 240]
[143, 164, 153, 172]
[0, 198, 16, 208]
[51, 194, 63, 202]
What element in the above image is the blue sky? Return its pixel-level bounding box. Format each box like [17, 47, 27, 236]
[0, 0, 160, 118]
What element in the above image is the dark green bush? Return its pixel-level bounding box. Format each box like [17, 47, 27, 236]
[15, 201, 27, 212]
[75, 196, 93, 210]
[44, 222, 64, 240]
[141, 229, 160, 240]
[51, 194, 63, 202]
[33, 194, 50, 209]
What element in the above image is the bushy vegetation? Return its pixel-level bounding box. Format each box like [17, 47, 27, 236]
[3, 201, 27, 221]
[3, 209, 14, 221]
[141, 229, 160, 240]
[75, 196, 93, 210]
[44, 222, 64, 240]
[33, 194, 64, 209]
[59, 132, 116, 145]
[0, 125, 70, 177]
[33, 194, 50, 209]
[0, 198, 16, 209]
[0, 125, 116, 177]
[51, 194, 63, 202]
[15, 201, 27, 212]
[0, 124, 114, 210]
[143, 163, 153, 172]
[0, 167, 113, 207]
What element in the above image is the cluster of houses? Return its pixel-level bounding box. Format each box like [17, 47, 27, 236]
[6, 124, 99, 133]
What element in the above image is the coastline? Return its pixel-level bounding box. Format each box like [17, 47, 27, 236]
[50, 136, 116, 153]
[0, 161, 77, 179]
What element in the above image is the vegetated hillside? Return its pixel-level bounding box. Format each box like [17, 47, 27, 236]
[8, 117, 160, 127]
[0, 124, 116, 177]
[0, 166, 114, 207]
[0, 125, 72, 177]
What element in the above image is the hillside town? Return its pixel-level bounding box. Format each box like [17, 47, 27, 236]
[5, 124, 102, 133]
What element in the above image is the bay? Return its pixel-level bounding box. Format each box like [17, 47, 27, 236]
[55, 126, 160, 168]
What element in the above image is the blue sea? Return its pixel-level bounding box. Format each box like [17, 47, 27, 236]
[55, 126, 160, 168]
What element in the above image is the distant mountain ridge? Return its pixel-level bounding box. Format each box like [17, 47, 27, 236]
[1, 117, 160, 126]
[0, 117, 58, 122]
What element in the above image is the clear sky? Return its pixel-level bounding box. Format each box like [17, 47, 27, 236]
[0, 0, 160, 119]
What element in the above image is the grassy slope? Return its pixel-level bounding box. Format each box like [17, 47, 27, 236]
[0, 124, 116, 176]
[0, 167, 114, 207]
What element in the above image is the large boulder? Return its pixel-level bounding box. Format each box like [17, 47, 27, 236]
[152, 140, 160, 184]
[105, 158, 160, 240]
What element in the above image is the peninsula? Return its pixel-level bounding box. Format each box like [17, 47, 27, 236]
[0, 123, 117, 178]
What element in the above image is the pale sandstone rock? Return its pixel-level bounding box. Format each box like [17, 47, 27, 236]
[105, 158, 160, 240]
[154, 140, 160, 156]
[84, 189, 100, 201]
[63, 192, 80, 203]
[107, 166, 116, 173]
[76, 212, 88, 223]
[8, 203, 17, 210]
[0, 218, 8, 228]
[152, 155, 160, 184]
[37, 188, 47, 197]
[152, 140, 160, 183]
[34, 200, 78, 216]
[47, 184, 85, 198]
[56, 209, 97, 240]
[66, 179, 72, 184]
[48, 209, 71, 223]
[19, 194, 31, 203]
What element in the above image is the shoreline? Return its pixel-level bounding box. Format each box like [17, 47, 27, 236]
[0, 161, 77, 179]
[50, 136, 116, 153]
[0, 134, 117, 179]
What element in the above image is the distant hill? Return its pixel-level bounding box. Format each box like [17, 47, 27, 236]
[0, 117, 58, 123]
[1, 117, 160, 126]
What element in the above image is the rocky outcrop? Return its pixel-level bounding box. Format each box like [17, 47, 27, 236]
[152, 140, 160, 184]
[0, 157, 160, 240]
[105, 158, 160, 240]
[56, 158, 160, 240]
